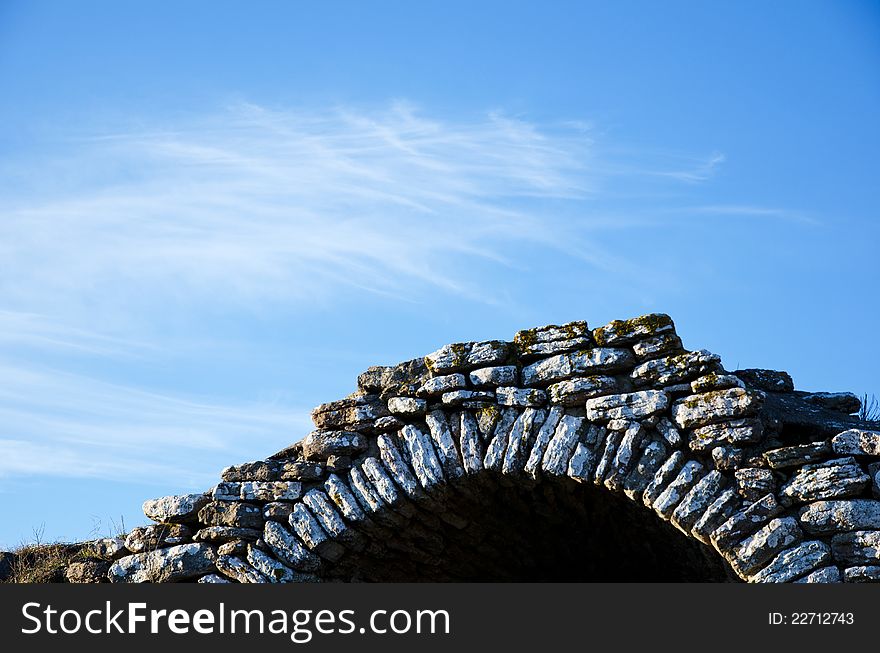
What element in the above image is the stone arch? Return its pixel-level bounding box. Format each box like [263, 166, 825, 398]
[105, 314, 880, 584]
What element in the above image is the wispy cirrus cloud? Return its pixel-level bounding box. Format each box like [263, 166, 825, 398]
[1, 100, 791, 489]
[1, 102, 608, 317]
[0, 359, 310, 485]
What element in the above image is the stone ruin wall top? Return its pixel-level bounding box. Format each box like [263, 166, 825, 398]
[61, 313, 880, 584]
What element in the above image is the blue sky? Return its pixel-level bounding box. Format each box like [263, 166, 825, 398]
[0, 0, 878, 548]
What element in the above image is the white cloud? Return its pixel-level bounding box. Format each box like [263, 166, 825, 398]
[0, 358, 311, 485]
[0, 101, 759, 486]
[1, 102, 608, 319]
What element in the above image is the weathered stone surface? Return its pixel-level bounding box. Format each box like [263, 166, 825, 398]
[301, 430, 368, 461]
[514, 321, 592, 358]
[733, 368, 794, 393]
[87, 537, 126, 560]
[730, 517, 802, 577]
[66, 560, 110, 583]
[547, 376, 618, 406]
[593, 313, 675, 347]
[124, 524, 191, 553]
[521, 355, 570, 386]
[779, 457, 870, 503]
[215, 554, 267, 584]
[142, 493, 209, 523]
[502, 408, 546, 475]
[604, 422, 645, 491]
[425, 340, 510, 374]
[469, 365, 518, 388]
[671, 470, 725, 534]
[734, 468, 776, 502]
[799, 500, 880, 534]
[655, 417, 682, 447]
[592, 429, 623, 485]
[373, 416, 404, 432]
[871, 462, 880, 499]
[377, 434, 421, 498]
[622, 439, 668, 501]
[441, 390, 495, 407]
[109, 543, 216, 583]
[496, 387, 547, 407]
[418, 373, 467, 396]
[217, 540, 248, 557]
[652, 461, 705, 518]
[325, 455, 352, 473]
[749, 540, 830, 583]
[671, 388, 764, 429]
[212, 482, 241, 501]
[279, 461, 324, 481]
[247, 545, 318, 583]
[585, 390, 668, 422]
[524, 407, 564, 478]
[692, 488, 740, 544]
[632, 333, 684, 362]
[459, 412, 484, 475]
[843, 565, 880, 582]
[193, 526, 261, 543]
[324, 474, 366, 522]
[521, 348, 634, 386]
[221, 461, 280, 482]
[804, 392, 861, 414]
[690, 373, 745, 394]
[567, 443, 596, 483]
[689, 419, 763, 452]
[483, 408, 519, 471]
[288, 503, 346, 561]
[387, 396, 427, 416]
[711, 494, 782, 553]
[541, 414, 587, 476]
[763, 442, 832, 469]
[197, 574, 231, 584]
[831, 530, 880, 566]
[311, 394, 390, 431]
[357, 358, 428, 395]
[642, 451, 686, 507]
[793, 566, 842, 583]
[426, 411, 465, 479]
[301, 489, 349, 538]
[198, 501, 263, 529]
[711, 445, 744, 471]
[240, 481, 302, 502]
[631, 350, 722, 388]
[832, 429, 880, 456]
[358, 458, 402, 508]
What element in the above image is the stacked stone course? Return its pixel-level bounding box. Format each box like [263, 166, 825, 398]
[70, 314, 880, 583]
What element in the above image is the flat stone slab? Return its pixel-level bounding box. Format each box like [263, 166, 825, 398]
[779, 457, 870, 504]
[109, 543, 216, 583]
[763, 442, 832, 469]
[585, 390, 668, 422]
[799, 500, 880, 534]
[749, 540, 830, 583]
[592, 314, 675, 347]
[671, 387, 763, 429]
[630, 349, 721, 388]
[832, 429, 880, 456]
[831, 530, 880, 566]
[142, 493, 209, 523]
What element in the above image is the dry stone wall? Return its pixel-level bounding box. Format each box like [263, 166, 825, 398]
[71, 314, 880, 583]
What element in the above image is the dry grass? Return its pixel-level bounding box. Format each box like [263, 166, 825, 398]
[2, 518, 129, 584]
[860, 394, 880, 423]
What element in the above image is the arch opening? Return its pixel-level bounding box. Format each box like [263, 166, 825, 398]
[327, 473, 737, 582]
